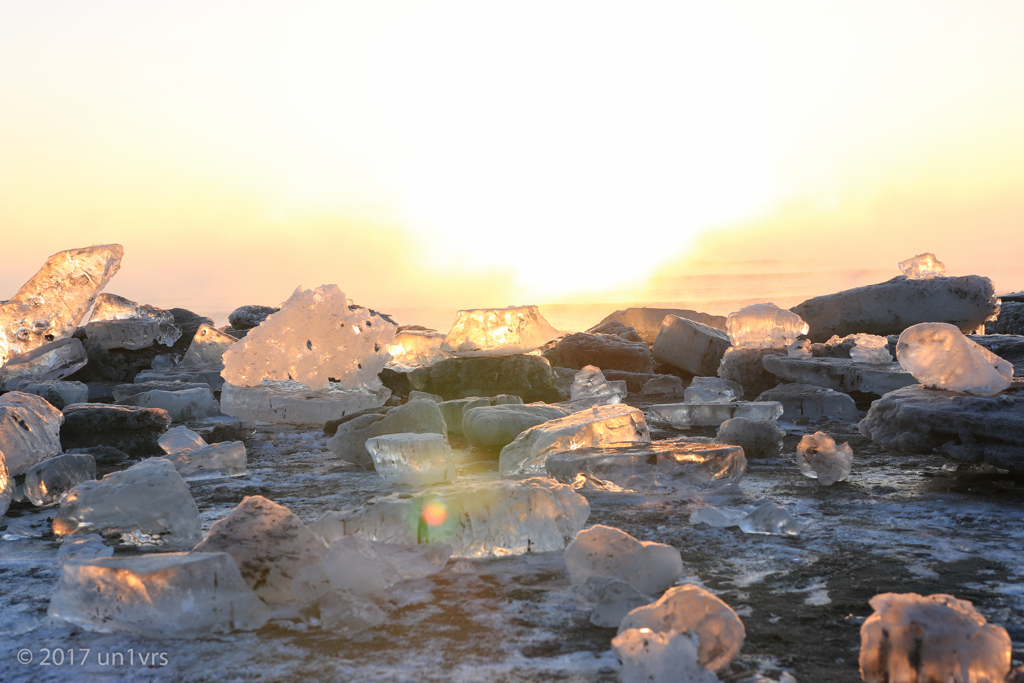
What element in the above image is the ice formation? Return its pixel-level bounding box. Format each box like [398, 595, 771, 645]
[158, 425, 207, 454]
[738, 502, 801, 536]
[756, 383, 859, 422]
[859, 592, 1011, 683]
[222, 380, 390, 426]
[498, 404, 650, 476]
[17, 379, 89, 409]
[0, 244, 122, 366]
[181, 324, 237, 367]
[313, 478, 589, 558]
[788, 339, 812, 359]
[848, 333, 892, 363]
[194, 496, 328, 606]
[564, 525, 682, 596]
[55, 534, 113, 568]
[119, 386, 220, 422]
[573, 576, 653, 628]
[386, 329, 450, 367]
[84, 293, 181, 350]
[462, 403, 573, 450]
[0, 338, 88, 391]
[897, 322, 1013, 395]
[612, 628, 719, 683]
[24, 453, 96, 506]
[618, 584, 746, 672]
[545, 442, 746, 495]
[641, 375, 684, 397]
[762, 354, 916, 396]
[652, 315, 731, 376]
[163, 441, 247, 480]
[365, 432, 456, 486]
[898, 252, 946, 280]
[647, 401, 783, 429]
[716, 417, 784, 459]
[221, 285, 396, 391]
[329, 398, 448, 466]
[689, 506, 748, 528]
[440, 305, 560, 356]
[726, 303, 809, 349]
[438, 397, 491, 434]
[0, 455, 13, 517]
[0, 391, 64, 476]
[684, 377, 743, 403]
[796, 431, 853, 485]
[53, 458, 203, 549]
[49, 552, 270, 638]
[570, 365, 626, 403]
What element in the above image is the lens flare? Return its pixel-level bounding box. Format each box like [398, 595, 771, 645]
[421, 500, 448, 527]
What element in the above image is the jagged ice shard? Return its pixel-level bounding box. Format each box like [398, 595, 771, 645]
[647, 401, 783, 429]
[222, 285, 396, 392]
[0, 391, 64, 476]
[365, 432, 456, 486]
[897, 322, 1013, 395]
[440, 305, 560, 356]
[181, 324, 237, 368]
[796, 431, 853, 486]
[726, 303, 809, 349]
[848, 333, 892, 364]
[859, 592, 1011, 683]
[0, 244, 123, 366]
[898, 252, 946, 280]
[313, 478, 589, 558]
[84, 293, 181, 350]
[570, 365, 625, 403]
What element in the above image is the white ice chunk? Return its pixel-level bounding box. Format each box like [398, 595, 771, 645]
[684, 377, 743, 403]
[498, 404, 650, 476]
[573, 576, 653, 628]
[365, 432, 456, 486]
[738, 502, 801, 537]
[163, 441, 247, 481]
[53, 459, 202, 549]
[84, 293, 181, 350]
[570, 365, 625, 403]
[0, 244, 123, 365]
[386, 329, 450, 368]
[440, 305, 560, 356]
[221, 285, 396, 391]
[158, 425, 207, 454]
[726, 303, 809, 349]
[221, 380, 390, 426]
[788, 339, 812, 359]
[565, 525, 682, 596]
[612, 628, 719, 683]
[314, 478, 590, 558]
[24, 453, 96, 506]
[848, 333, 893, 364]
[898, 252, 946, 280]
[618, 584, 746, 672]
[647, 401, 783, 429]
[0, 391, 64, 476]
[859, 592, 1011, 683]
[181, 324, 237, 368]
[897, 322, 1013, 395]
[49, 552, 270, 638]
[796, 431, 853, 485]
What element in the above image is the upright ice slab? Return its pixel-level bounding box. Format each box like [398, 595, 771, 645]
[365, 432, 456, 486]
[612, 629, 718, 683]
[564, 525, 682, 596]
[570, 365, 625, 403]
[222, 285, 396, 392]
[898, 252, 946, 280]
[647, 401, 782, 429]
[222, 380, 390, 426]
[53, 458, 202, 549]
[498, 404, 650, 476]
[163, 441, 247, 480]
[684, 377, 742, 403]
[84, 293, 181, 350]
[181, 324, 237, 368]
[24, 453, 96, 506]
[49, 552, 270, 638]
[0, 339, 88, 391]
[387, 329, 449, 368]
[440, 305, 560, 356]
[0, 391, 64, 476]
[0, 244, 123, 366]
[314, 478, 589, 558]
[859, 592, 1011, 683]
[796, 431, 853, 485]
[897, 322, 1013, 395]
[726, 303, 809, 349]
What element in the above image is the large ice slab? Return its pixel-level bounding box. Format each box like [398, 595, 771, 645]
[222, 285, 396, 391]
[440, 305, 559, 356]
[498, 404, 650, 476]
[0, 338, 88, 391]
[595, 307, 727, 345]
[24, 453, 96, 506]
[84, 293, 181, 350]
[897, 322, 1013, 395]
[618, 584, 746, 672]
[653, 315, 731, 376]
[791, 275, 998, 342]
[314, 478, 589, 558]
[546, 441, 745, 494]
[859, 592, 1011, 683]
[462, 403, 573, 451]
[0, 391, 64, 475]
[565, 525, 682, 596]
[0, 244, 122, 366]
[222, 380, 390, 426]
[796, 431, 853, 485]
[181, 323, 237, 368]
[755, 383, 858, 422]
[386, 329, 450, 368]
[762, 355, 917, 396]
[163, 441, 247, 480]
[612, 629, 718, 683]
[53, 458, 202, 548]
[726, 303, 808, 349]
[365, 432, 456, 486]
[647, 401, 782, 429]
[60, 403, 171, 456]
[49, 552, 270, 638]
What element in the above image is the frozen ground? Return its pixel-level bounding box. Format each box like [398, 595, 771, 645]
[2, 413, 1022, 682]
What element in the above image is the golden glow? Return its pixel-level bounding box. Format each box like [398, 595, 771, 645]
[421, 501, 448, 527]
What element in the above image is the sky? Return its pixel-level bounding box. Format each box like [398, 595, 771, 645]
[2, 1, 1023, 324]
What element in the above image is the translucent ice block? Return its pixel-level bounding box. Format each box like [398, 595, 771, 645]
[848, 333, 892, 364]
[85, 293, 181, 349]
[726, 302, 809, 349]
[898, 252, 946, 280]
[897, 322, 1013, 395]
[796, 431, 853, 486]
[440, 305, 560, 356]
[0, 391, 64, 476]
[570, 365, 625, 403]
[647, 401, 783, 428]
[0, 339, 88, 391]
[564, 524, 682, 596]
[738, 501, 801, 537]
[181, 324, 237, 368]
[158, 425, 207, 454]
[221, 380, 390, 426]
[365, 432, 456, 486]
[386, 329, 450, 368]
[684, 376, 742, 403]
[24, 453, 96, 506]
[163, 441, 247, 481]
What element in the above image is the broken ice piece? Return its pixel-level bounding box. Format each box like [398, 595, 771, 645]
[898, 252, 946, 280]
[0, 391, 65, 476]
[0, 457, 13, 517]
[796, 431, 853, 486]
[498, 404, 650, 476]
[181, 324, 237, 368]
[375, 542, 453, 581]
[387, 329, 450, 367]
[859, 592, 1011, 683]
[48, 552, 270, 638]
[570, 365, 625, 403]
[848, 333, 892, 364]
[641, 376, 684, 397]
[647, 401, 783, 429]
[84, 293, 181, 350]
[573, 576, 653, 628]
[162, 441, 247, 481]
[684, 376, 743, 403]
[24, 453, 96, 506]
[618, 584, 746, 672]
[158, 425, 207, 454]
[788, 339, 812, 359]
[365, 432, 456, 486]
[689, 506, 748, 528]
[565, 524, 682, 596]
[612, 629, 719, 683]
[221, 380, 390, 426]
[440, 305, 560, 356]
[118, 386, 220, 422]
[726, 303, 809, 349]
[0, 339, 88, 392]
[55, 534, 113, 568]
[897, 322, 1013, 395]
[738, 501, 801, 537]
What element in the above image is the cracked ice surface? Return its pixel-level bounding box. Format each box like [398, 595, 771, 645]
[897, 322, 1013, 395]
[726, 303, 809, 349]
[222, 285, 396, 392]
[440, 305, 560, 356]
[898, 252, 946, 280]
[0, 244, 123, 366]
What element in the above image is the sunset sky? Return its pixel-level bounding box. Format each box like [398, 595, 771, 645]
[2, 1, 1022, 324]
